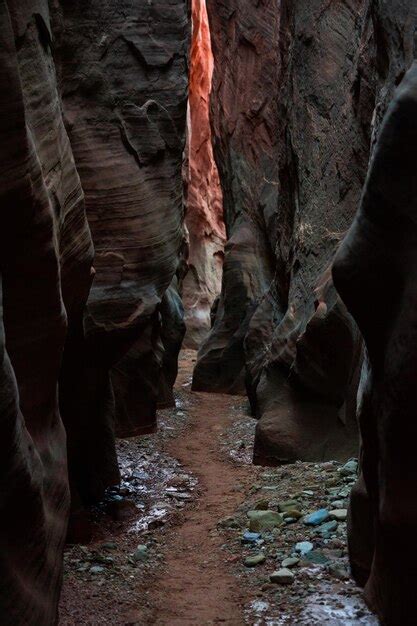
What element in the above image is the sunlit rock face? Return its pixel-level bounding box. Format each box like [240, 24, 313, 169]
[194, 0, 371, 461]
[59, 0, 190, 496]
[183, 0, 225, 350]
[0, 1, 93, 622]
[334, 3, 417, 624]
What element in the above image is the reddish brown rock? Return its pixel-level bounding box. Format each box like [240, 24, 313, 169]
[0, 0, 93, 621]
[183, 0, 225, 349]
[334, 24, 417, 626]
[195, 0, 372, 459]
[0, 0, 190, 620]
[59, 0, 190, 476]
[192, 0, 279, 393]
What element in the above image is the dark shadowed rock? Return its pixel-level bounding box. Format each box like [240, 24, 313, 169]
[59, 0, 190, 495]
[192, 0, 278, 394]
[0, 0, 190, 621]
[333, 60, 417, 626]
[196, 0, 373, 461]
[0, 0, 93, 621]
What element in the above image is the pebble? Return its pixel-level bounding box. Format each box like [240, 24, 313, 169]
[330, 499, 345, 509]
[241, 531, 261, 544]
[318, 520, 338, 537]
[304, 550, 330, 565]
[270, 568, 295, 584]
[254, 499, 270, 511]
[283, 509, 303, 520]
[133, 545, 148, 562]
[278, 500, 299, 513]
[219, 516, 241, 529]
[244, 553, 266, 567]
[247, 510, 283, 532]
[329, 509, 348, 521]
[295, 541, 314, 556]
[282, 557, 300, 568]
[90, 566, 105, 574]
[328, 563, 350, 580]
[303, 509, 330, 526]
[340, 459, 358, 476]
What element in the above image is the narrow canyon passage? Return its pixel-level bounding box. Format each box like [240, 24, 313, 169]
[60, 353, 375, 625]
[3, 1, 417, 624]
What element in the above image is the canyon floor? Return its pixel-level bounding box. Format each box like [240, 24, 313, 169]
[59, 350, 377, 625]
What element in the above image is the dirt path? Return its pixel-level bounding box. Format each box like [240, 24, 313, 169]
[60, 351, 376, 625]
[59, 350, 255, 625]
[146, 356, 254, 625]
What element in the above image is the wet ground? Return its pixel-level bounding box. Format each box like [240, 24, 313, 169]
[59, 350, 377, 625]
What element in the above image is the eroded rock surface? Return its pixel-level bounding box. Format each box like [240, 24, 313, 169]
[183, 0, 225, 349]
[334, 58, 417, 626]
[0, 1, 93, 621]
[192, 0, 279, 394]
[0, 0, 189, 621]
[195, 0, 372, 460]
[59, 0, 189, 494]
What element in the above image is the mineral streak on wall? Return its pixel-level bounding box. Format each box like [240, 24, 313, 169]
[183, 0, 226, 349]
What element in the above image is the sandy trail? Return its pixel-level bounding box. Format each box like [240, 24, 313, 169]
[147, 354, 253, 625]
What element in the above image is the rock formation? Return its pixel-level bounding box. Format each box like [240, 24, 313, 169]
[183, 0, 225, 349]
[333, 7, 417, 625]
[59, 0, 189, 495]
[192, 0, 279, 394]
[195, 0, 373, 461]
[0, 1, 93, 621]
[0, 0, 189, 621]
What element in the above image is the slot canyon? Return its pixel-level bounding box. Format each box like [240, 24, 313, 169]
[1, 0, 417, 625]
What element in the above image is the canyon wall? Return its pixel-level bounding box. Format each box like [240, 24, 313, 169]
[0, 0, 189, 621]
[193, 0, 279, 393]
[183, 0, 225, 349]
[202, 0, 417, 621]
[196, 0, 373, 460]
[0, 1, 93, 621]
[333, 3, 417, 624]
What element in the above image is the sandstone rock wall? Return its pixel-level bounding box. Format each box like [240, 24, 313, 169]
[59, 0, 190, 497]
[193, 0, 279, 393]
[183, 0, 225, 349]
[0, 1, 93, 621]
[195, 0, 373, 461]
[0, 0, 190, 621]
[251, 0, 375, 464]
[333, 2, 417, 623]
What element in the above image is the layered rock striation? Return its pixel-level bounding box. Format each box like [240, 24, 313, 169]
[0, 1, 93, 621]
[193, 0, 280, 394]
[59, 0, 189, 498]
[195, 0, 374, 461]
[0, 0, 189, 622]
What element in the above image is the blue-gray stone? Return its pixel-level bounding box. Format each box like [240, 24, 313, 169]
[241, 531, 261, 544]
[318, 520, 338, 537]
[303, 508, 330, 526]
[295, 541, 314, 556]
